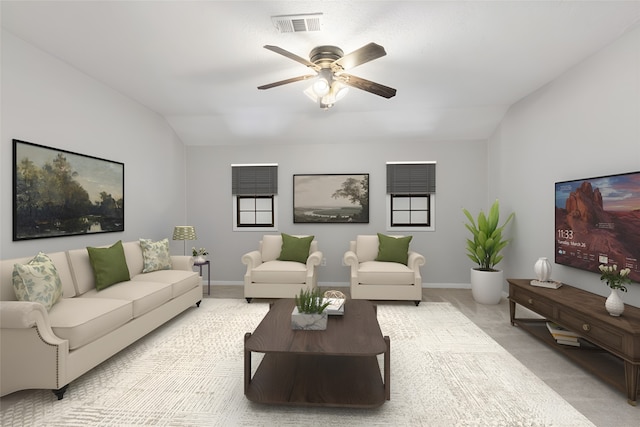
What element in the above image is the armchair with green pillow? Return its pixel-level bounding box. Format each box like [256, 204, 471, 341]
[343, 234, 426, 305]
[241, 233, 323, 302]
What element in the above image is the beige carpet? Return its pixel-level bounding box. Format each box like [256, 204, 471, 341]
[0, 299, 595, 426]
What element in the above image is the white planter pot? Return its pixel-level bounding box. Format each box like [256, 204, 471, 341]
[291, 307, 328, 330]
[470, 268, 504, 305]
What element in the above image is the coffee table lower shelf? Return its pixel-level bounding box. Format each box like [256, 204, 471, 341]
[245, 352, 388, 408]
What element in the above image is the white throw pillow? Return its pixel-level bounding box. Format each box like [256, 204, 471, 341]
[12, 252, 63, 311]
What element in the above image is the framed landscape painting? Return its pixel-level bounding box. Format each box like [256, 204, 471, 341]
[293, 174, 369, 223]
[13, 139, 124, 241]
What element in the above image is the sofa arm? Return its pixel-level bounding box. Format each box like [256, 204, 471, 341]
[241, 250, 263, 269]
[0, 301, 65, 342]
[343, 250, 359, 267]
[408, 251, 426, 272]
[1, 301, 69, 396]
[171, 255, 194, 271]
[306, 250, 322, 267]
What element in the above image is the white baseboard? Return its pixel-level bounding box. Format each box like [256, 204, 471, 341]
[204, 281, 474, 289]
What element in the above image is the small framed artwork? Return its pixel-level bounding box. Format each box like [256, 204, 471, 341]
[293, 173, 369, 223]
[13, 139, 124, 241]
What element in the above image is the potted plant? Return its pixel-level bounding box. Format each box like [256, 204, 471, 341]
[192, 247, 209, 264]
[291, 288, 330, 330]
[463, 199, 515, 304]
[599, 264, 631, 316]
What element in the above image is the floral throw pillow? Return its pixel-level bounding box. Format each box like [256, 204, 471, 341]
[12, 252, 63, 311]
[140, 238, 172, 273]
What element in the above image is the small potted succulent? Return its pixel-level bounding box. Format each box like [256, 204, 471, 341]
[192, 247, 209, 264]
[291, 288, 330, 330]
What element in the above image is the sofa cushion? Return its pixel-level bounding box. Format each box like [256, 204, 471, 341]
[131, 270, 200, 299]
[48, 297, 132, 350]
[357, 261, 415, 285]
[376, 233, 412, 265]
[87, 240, 131, 291]
[139, 238, 172, 273]
[278, 233, 314, 264]
[355, 235, 380, 262]
[12, 252, 63, 311]
[261, 235, 283, 262]
[251, 260, 308, 284]
[81, 280, 172, 318]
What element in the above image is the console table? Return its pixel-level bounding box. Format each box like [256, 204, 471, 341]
[507, 278, 639, 406]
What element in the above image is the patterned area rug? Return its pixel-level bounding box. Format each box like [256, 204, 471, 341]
[1, 299, 594, 426]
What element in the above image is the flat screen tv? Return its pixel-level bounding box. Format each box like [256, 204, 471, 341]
[555, 171, 640, 283]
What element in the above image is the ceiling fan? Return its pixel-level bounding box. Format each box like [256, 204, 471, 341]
[258, 42, 397, 109]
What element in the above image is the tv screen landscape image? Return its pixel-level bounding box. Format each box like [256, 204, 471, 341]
[555, 171, 640, 284]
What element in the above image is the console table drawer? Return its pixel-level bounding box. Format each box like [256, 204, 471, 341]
[510, 286, 554, 319]
[557, 310, 625, 353]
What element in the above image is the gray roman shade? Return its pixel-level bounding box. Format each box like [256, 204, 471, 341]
[232, 165, 278, 195]
[386, 163, 436, 194]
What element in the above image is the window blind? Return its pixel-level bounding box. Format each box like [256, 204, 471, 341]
[386, 163, 436, 194]
[232, 165, 278, 195]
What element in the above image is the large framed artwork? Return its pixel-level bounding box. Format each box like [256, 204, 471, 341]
[13, 139, 124, 241]
[293, 173, 369, 223]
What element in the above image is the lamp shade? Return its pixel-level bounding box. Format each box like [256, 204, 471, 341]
[172, 226, 197, 240]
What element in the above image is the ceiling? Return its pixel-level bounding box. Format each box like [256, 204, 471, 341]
[2, 1, 640, 146]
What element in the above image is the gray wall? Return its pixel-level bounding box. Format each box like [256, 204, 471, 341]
[1, 30, 188, 258]
[186, 139, 487, 286]
[491, 26, 640, 307]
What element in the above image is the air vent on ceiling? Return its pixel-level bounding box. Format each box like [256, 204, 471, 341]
[271, 13, 323, 33]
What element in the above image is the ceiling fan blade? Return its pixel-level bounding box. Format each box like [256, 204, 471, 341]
[263, 45, 320, 71]
[340, 73, 397, 99]
[333, 42, 387, 71]
[257, 74, 316, 90]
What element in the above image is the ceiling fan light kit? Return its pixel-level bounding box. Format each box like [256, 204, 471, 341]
[258, 42, 396, 110]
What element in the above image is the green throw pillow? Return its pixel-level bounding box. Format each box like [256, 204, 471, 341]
[375, 233, 412, 265]
[139, 238, 172, 273]
[277, 233, 314, 264]
[87, 240, 130, 291]
[12, 252, 63, 311]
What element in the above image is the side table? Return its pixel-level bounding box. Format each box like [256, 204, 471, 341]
[193, 260, 211, 295]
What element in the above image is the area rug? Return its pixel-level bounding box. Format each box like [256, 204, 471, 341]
[0, 299, 594, 426]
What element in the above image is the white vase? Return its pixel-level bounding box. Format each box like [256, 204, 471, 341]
[534, 257, 552, 282]
[193, 255, 206, 264]
[605, 288, 625, 316]
[470, 268, 504, 305]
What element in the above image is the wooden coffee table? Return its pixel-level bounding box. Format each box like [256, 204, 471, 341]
[244, 298, 390, 407]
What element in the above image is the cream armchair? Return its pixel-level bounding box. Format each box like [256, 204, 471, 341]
[344, 234, 425, 306]
[242, 234, 322, 302]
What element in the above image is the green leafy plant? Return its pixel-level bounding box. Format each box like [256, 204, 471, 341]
[463, 199, 515, 271]
[599, 264, 631, 292]
[192, 247, 209, 257]
[294, 288, 330, 314]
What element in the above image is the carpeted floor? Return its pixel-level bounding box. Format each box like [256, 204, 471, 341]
[0, 299, 595, 426]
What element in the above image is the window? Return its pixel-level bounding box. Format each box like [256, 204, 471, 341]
[232, 164, 278, 230]
[386, 162, 436, 231]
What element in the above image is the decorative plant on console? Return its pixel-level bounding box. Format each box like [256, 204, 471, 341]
[599, 264, 631, 316]
[192, 247, 209, 264]
[291, 288, 330, 330]
[463, 199, 515, 305]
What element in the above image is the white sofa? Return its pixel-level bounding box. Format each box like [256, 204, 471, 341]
[242, 234, 322, 302]
[0, 240, 202, 399]
[344, 235, 426, 305]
